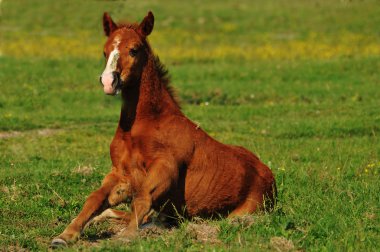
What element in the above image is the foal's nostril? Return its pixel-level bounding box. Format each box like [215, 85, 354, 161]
[112, 72, 120, 82]
[99, 75, 103, 86]
[111, 71, 121, 87]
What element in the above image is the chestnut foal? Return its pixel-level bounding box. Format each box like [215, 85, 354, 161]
[51, 11, 276, 247]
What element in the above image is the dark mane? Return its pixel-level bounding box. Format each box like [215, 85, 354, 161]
[153, 56, 181, 108]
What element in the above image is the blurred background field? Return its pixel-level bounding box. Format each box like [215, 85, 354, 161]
[0, 0, 379, 251]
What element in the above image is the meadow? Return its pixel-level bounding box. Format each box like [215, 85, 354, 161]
[0, 0, 379, 251]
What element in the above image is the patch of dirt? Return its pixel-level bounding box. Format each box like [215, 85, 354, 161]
[0, 131, 22, 139]
[364, 212, 376, 220]
[1, 185, 10, 194]
[105, 219, 171, 240]
[106, 221, 126, 234]
[0, 128, 62, 139]
[36, 128, 61, 136]
[138, 222, 169, 239]
[4, 245, 29, 252]
[1, 182, 20, 201]
[229, 215, 255, 228]
[186, 222, 221, 244]
[270, 236, 295, 252]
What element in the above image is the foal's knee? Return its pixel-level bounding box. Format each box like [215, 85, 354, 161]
[108, 182, 133, 206]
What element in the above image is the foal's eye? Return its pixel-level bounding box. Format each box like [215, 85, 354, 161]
[129, 48, 138, 57]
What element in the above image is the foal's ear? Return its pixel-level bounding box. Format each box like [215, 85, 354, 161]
[138, 11, 154, 37]
[103, 12, 118, 36]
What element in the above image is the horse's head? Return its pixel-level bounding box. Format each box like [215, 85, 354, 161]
[100, 12, 154, 95]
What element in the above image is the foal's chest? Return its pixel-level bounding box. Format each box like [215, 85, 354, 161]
[110, 126, 160, 172]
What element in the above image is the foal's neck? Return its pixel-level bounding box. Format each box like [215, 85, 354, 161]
[119, 55, 180, 131]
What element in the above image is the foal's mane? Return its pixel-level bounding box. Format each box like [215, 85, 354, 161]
[153, 55, 180, 107]
[118, 22, 180, 107]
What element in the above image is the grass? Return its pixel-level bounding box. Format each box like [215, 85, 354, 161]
[0, 0, 379, 251]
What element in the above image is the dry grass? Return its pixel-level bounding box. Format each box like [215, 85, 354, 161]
[73, 165, 96, 176]
[0, 128, 61, 139]
[228, 215, 256, 228]
[270, 236, 295, 252]
[186, 222, 221, 244]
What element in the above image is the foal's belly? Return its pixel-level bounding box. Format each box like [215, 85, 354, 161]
[181, 165, 247, 216]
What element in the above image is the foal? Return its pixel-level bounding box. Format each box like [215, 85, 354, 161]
[51, 11, 276, 247]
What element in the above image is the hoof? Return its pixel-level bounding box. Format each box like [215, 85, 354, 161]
[50, 238, 68, 248]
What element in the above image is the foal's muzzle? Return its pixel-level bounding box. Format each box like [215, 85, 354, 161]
[100, 71, 121, 95]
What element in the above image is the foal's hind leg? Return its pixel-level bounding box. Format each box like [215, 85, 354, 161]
[51, 172, 126, 247]
[228, 175, 275, 218]
[228, 195, 260, 218]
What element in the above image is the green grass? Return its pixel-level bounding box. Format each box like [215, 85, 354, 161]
[0, 0, 379, 251]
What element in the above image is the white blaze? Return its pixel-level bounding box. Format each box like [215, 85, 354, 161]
[104, 49, 120, 73]
[101, 37, 121, 94]
[103, 37, 121, 75]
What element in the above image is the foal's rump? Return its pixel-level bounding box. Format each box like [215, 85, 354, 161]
[229, 144, 277, 209]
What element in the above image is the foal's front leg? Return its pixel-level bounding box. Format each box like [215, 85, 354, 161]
[85, 182, 134, 227]
[89, 209, 131, 225]
[51, 172, 121, 247]
[117, 157, 177, 240]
